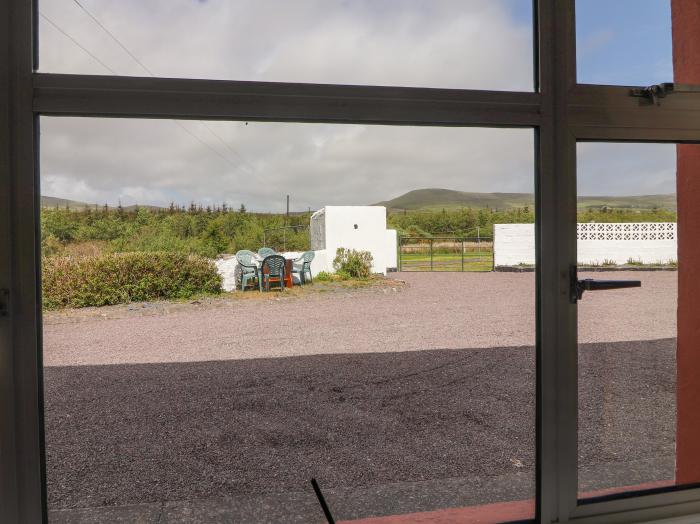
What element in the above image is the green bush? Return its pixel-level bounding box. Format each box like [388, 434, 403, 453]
[315, 271, 333, 282]
[332, 248, 373, 279]
[42, 252, 222, 310]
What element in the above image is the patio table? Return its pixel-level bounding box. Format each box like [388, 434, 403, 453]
[255, 254, 294, 289]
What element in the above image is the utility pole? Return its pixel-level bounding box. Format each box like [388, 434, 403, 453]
[286, 194, 290, 223]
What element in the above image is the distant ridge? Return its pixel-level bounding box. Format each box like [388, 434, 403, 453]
[41, 196, 163, 211]
[41, 196, 91, 210]
[374, 188, 677, 212]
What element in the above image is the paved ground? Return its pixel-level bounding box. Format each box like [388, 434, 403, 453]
[43, 272, 678, 522]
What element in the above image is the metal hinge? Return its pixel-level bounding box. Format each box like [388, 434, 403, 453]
[630, 82, 700, 106]
[630, 82, 675, 106]
[0, 289, 8, 317]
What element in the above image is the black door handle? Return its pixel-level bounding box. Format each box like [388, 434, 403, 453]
[570, 266, 641, 302]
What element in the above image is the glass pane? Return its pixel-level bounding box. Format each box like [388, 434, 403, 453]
[577, 142, 700, 500]
[576, 0, 672, 86]
[576, 0, 700, 87]
[41, 118, 536, 522]
[38, 0, 534, 91]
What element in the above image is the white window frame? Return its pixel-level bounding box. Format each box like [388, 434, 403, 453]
[3, 1, 700, 522]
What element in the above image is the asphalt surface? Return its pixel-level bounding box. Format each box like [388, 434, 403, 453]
[42, 272, 678, 521]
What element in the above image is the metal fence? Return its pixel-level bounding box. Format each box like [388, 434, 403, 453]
[262, 225, 310, 252]
[398, 236, 494, 272]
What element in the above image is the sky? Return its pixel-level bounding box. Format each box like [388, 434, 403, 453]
[38, 0, 678, 211]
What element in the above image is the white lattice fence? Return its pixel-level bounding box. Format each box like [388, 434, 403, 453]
[494, 223, 677, 267]
[577, 222, 676, 241]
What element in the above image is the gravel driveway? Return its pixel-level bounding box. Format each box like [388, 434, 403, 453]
[43, 272, 678, 522]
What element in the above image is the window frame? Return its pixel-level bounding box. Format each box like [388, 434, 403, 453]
[3, 0, 700, 522]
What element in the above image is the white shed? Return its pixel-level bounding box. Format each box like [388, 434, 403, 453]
[310, 206, 397, 276]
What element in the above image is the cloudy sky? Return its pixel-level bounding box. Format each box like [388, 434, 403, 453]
[38, 0, 676, 211]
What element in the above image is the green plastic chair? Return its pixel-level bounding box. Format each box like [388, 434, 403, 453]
[258, 247, 276, 258]
[236, 250, 259, 291]
[260, 255, 286, 291]
[292, 251, 315, 285]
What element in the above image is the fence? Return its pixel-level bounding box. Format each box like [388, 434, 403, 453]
[398, 236, 494, 272]
[262, 225, 310, 252]
[493, 223, 677, 267]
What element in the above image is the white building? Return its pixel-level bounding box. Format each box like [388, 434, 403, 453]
[216, 205, 398, 291]
[309, 206, 397, 276]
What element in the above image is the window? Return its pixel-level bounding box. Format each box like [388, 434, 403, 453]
[4, 1, 700, 523]
[38, 0, 534, 91]
[40, 118, 537, 522]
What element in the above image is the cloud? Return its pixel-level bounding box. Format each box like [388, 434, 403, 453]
[577, 142, 676, 196]
[40, 117, 535, 210]
[37, 1, 676, 210]
[38, 0, 541, 210]
[39, 0, 533, 90]
[577, 29, 615, 56]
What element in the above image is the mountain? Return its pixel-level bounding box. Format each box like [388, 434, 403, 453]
[375, 189, 534, 211]
[41, 196, 164, 211]
[375, 188, 677, 212]
[41, 196, 91, 210]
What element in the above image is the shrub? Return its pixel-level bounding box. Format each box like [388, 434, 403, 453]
[315, 270, 347, 282]
[315, 271, 333, 282]
[42, 252, 222, 309]
[332, 248, 373, 279]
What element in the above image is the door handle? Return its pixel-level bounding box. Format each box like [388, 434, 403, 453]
[569, 266, 641, 302]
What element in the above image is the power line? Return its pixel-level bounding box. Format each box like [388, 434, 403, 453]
[71, 0, 154, 76]
[201, 124, 256, 173]
[42, 7, 249, 172]
[172, 121, 242, 168]
[40, 12, 118, 75]
[67, 0, 255, 173]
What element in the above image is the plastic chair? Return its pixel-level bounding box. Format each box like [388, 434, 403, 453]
[235, 250, 259, 291]
[260, 255, 286, 291]
[258, 247, 276, 258]
[293, 251, 315, 284]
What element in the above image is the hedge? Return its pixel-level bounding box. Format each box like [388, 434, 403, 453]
[42, 252, 222, 309]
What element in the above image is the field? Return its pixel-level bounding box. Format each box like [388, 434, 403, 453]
[399, 242, 494, 272]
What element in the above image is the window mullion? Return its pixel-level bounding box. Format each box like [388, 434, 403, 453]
[32, 73, 541, 127]
[537, 0, 578, 523]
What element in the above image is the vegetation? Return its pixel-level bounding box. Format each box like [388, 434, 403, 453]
[376, 188, 677, 213]
[388, 206, 676, 238]
[332, 248, 374, 279]
[42, 252, 222, 310]
[388, 206, 534, 238]
[40, 200, 677, 261]
[41, 206, 311, 259]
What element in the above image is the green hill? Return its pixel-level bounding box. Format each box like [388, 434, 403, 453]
[41, 196, 164, 212]
[41, 196, 91, 210]
[375, 188, 677, 212]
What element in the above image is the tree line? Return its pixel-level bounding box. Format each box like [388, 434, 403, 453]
[41, 204, 677, 258]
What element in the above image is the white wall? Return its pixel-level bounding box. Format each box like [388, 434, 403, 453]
[217, 249, 328, 291]
[311, 206, 396, 275]
[385, 229, 398, 271]
[493, 224, 536, 266]
[494, 223, 678, 267]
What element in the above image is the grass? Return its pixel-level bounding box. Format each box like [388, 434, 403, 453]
[400, 251, 494, 272]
